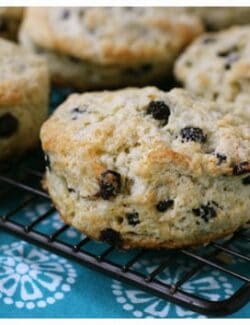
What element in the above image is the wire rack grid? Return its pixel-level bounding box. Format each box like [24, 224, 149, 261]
[0, 150, 249, 317]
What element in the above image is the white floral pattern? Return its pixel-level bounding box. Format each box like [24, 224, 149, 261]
[111, 256, 235, 318]
[0, 241, 77, 309]
[42, 214, 80, 239]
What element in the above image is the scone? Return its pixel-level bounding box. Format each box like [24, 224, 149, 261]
[175, 26, 250, 117]
[19, 7, 203, 90]
[0, 38, 49, 161]
[183, 7, 250, 30]
[0, 7, 24, 40]
[40, 87, 250, 249]
[19, 29, 177, 91]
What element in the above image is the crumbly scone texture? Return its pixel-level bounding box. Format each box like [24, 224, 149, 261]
[19, 28, 176, 90]
[0, 38, 49, 161]
[183, 7, 250, 30]
[21, 7, 203, 65]
[40, 87, 250, 249]
[175, 26, 250, 118]
[0, 7, 24, 40]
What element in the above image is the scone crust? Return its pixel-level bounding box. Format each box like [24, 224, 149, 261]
[21, 7, 203, 65]
[40, 87, 250, 249]
[0, 38, 49, 161]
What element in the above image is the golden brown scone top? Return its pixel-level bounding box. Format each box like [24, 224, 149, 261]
[41, 87, 250, 180]
[22, 7, 204, 65]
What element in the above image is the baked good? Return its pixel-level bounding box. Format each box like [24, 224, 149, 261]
[40, 87, 250, 249]
[175, 26, 250, 118]
[183, 7, 250, 30]
[19, 29, 176, 90]
[19, 7, 203, 90]
[0, 7, 24, 40]
[0, 38, 49, 161]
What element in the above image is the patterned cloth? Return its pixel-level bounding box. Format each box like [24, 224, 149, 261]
[0, 227, 249, 318]
[0, 88, 249, 318]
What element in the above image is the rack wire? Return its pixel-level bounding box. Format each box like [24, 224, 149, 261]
[0, 150, 249, 317]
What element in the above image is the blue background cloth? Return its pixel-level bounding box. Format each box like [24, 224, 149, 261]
[0, 228, 249, 318]
[0, 88, 249, 318]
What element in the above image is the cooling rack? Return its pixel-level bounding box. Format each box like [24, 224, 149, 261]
[0, 149, 249, 317]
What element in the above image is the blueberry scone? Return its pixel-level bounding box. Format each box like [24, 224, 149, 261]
[175, 26, 250, 118]
[19, 7, 203, 90]
[40, 87, 250, 249]
[0, 7, 24, 40]
[183, 7, 250, 30]
[0, 38, 49, 161]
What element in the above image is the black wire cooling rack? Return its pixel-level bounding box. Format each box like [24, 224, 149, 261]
[0, 149, 249, 317]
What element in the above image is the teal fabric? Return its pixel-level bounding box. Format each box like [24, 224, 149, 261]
[0, 88, 249, 318]
[0, 228, 249, 318]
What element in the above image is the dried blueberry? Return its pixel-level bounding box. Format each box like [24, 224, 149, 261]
[216, 153, 227, 165]
[100, 228, 122, 247]
[156, 199, 174, 212]
[99, 170, 121, 200]
[202, 37, 216, 44]
[217, 45, 240, 70]
[126, 212, 140, 226]
[44, 154, 51, 171]
[180, 127, 207, 143]
[224, 53, 240, 70]
[61, 9, 70, 19]
[211, 200, 219, 208]
[242, 176, 250, 185]
[146, 101, 170, 126]
[71, 107, 87, 120]
[233, 162, 250, 175]
[192, 202, 217, 223]
[217, 46, 238, 57]
[71, 107, 87, 114]
[0, 113, 18, 138]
